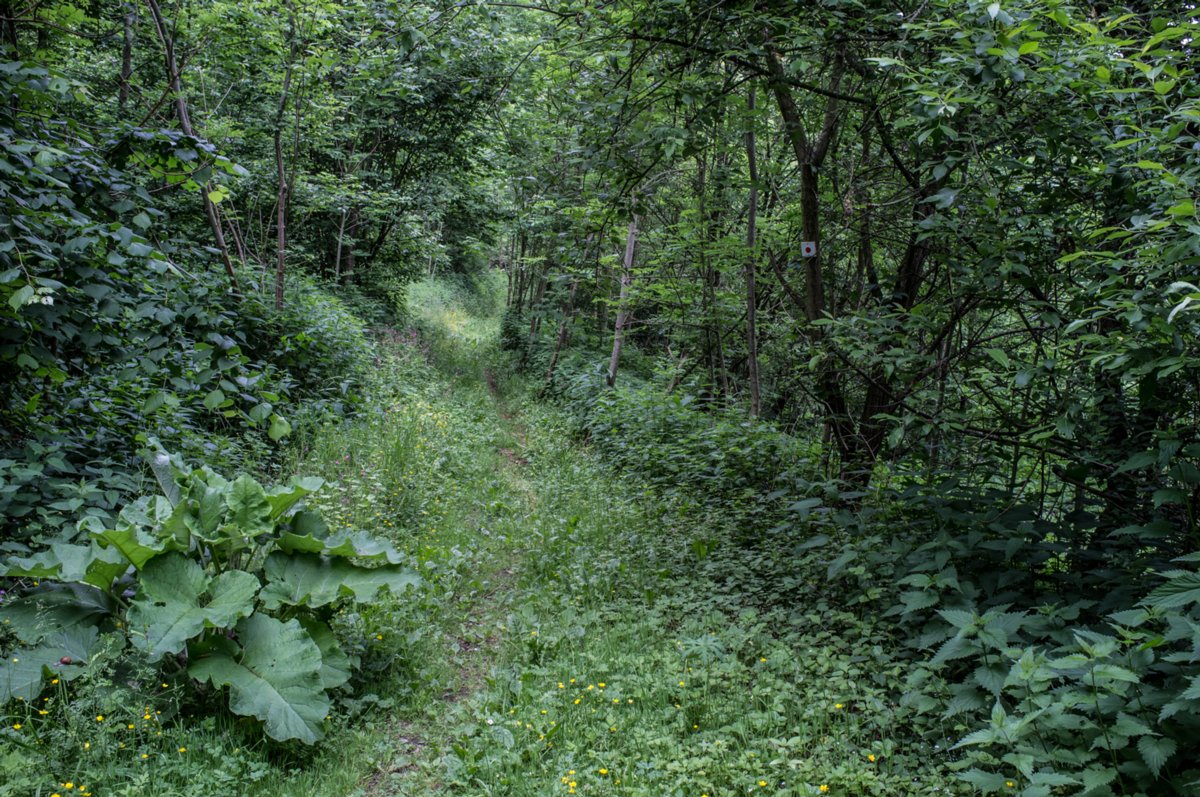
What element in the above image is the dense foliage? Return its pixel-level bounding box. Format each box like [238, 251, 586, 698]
[2, 0, 1199, 795]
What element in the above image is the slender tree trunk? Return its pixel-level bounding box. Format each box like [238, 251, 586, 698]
[744, 83, 762, 418]
[333, 207, 348, 282]
[0, 1, 18, 53]
[145, 0, 239, 293]
[343, 206, 358, 282]
[272, 9, 298, 309]
[606, 216, 638, 388]
[543, 277, 579, 388]
[119, 5, 134, 112]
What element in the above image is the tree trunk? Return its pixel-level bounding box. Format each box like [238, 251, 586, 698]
[272, 9, 298, 309]
[333, 207, 348, 282]
[744, 83, 762, 418]
[119, 5, 134, 112]
[606, 216, 638, 388]
[144, 0, 239, 294]
[543, 277, 579, 388]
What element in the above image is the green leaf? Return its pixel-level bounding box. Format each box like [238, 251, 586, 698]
[1166, 200, 1195, 218]
[203, 389, 226, 410]
[1143, 573, 1200, 610]
[1138, 735, 1176, 777]
[189, 614, 329, 743]
[277, 528, 405, 564]
[93, 522, 177, 570]
[259, 552, 419, 610]
[298, 616, 353, 689]
[268, 414, 292, 441]
[0, 648, 50, 703]
[3, 542, 128, 589]
[127, 554, 259, 661]
[8, 284, 34, 310]
[265, 476, 324, 520]
[0, 589, 113, 646]
[1017, 41, 1038, 55]
[226, 475, 272, 534]
[983, 348, 1010, 368]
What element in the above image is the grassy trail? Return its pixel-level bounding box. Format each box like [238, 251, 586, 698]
[272, 278, 962, 797]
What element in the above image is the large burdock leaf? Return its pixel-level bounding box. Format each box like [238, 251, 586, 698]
[226, 475, 273, 534]
[126, 553, 259, 661]
[0, 627, 102, 702]
[298, 616, 354, 689]
[2, 542, 127, 588]
[276, 526, 405, 564]
[258, 552, 419, 610]
[189, 614, 329, 743]
[265, 476, 324, 519]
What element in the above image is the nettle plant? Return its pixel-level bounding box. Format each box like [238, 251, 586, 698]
[0, 453, 418, 743]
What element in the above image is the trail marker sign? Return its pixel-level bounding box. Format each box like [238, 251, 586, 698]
[800, 241, 817, 258]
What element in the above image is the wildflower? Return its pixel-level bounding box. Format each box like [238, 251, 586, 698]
[758, 780, 767, 787]
[569, 781, 576, 788]
[574, 699, 581, 705]
[679, 681, 685, 686]
[161, 683, 169, 688]
[376, 634, 383, 640]
[598, 682, 606, 688]
[83, 742, 90, 750]
[834, 703, 843, 710]
[141, 753, 149, 759]
[558, 682, 565, 689]
[95, 715, 104, 722]
[868, 754, 876, 762]
[51, 678, 59, 684]
[127, 723, 135, 729]
[11, 723, 20, 730]
[1005, 782, 1015, 789]
[820, 787, 829, 794]
[178, 746, 187, 753]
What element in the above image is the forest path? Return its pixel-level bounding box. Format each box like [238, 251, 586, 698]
[323, 278, 959, 797]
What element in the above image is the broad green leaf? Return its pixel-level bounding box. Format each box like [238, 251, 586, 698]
[7, 284, 34, 310]
[259, 552, 419, 610]
[0, 627, 101, 702]
[0, 589, 113, 645]
[226, 475, 272, 534]
[983, 348, 1010, 368]
[127, 554, 259, 661]
[1142, 573, 1200, 609]
[0, 649, 49, 703]
[268, 414, 292, 441]
[189, 614, 329, 743]
[1138, 735, 1176, 777]
[265, 476, 324, 519]
[276, 528, 404, 564]
[93, 515, 181, 570]
[298, 616, 353, 689]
